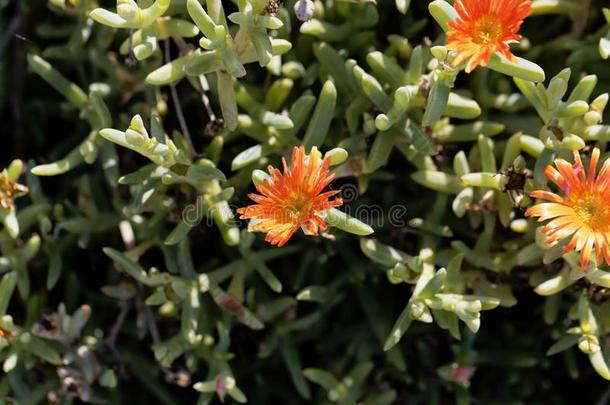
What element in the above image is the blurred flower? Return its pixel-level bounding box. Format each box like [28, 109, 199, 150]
[32, 304, 91, 345]
[0, 170, 28, 210]
[526, 148, 610, 269]
[451, 363, 475, 383]
[0, 315, 17, 350]
[447, 0, 532, 73]
[238, 146, 343, 247]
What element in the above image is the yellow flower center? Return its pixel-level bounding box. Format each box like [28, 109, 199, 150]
[473, 15, 503, 45]
[573, 192, 610, 231]
[282, 191, 313, 223]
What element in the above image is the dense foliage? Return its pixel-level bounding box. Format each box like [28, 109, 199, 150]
[2, 0, 610, 403]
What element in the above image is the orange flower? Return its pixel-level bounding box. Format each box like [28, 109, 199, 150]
[446, 0, 532, 73]
[237, 146, 343, 247]
[526, 148, 610, 269]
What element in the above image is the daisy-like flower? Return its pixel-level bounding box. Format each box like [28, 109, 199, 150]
[237, 146, 343, 247]
[526, 148, 610, 269]
[446, 0, 533, 73]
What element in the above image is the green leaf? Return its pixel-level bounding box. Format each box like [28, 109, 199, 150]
[547, 334, 580, 356]
[487, 54, 545, 83]
[217, 71, 238, 131]
[428, 0, 457, 32]
[367, 131, 399, 173]
[360, 239, 412, 266]
[325, 208, 374, 236]
[20, 333, 62, 365]
[281, 338, 311, 399]
[146, 55, 190, 85]
[46, 249, 62, 291]
[252, 260, 282, 293]
[589, 350, 610, 380]
[422, 70, 454, 127]
[0, 272, 17, 316]
[314, 43, 352, 94]
[164, 221, 196, 246]
[303, 80, 337, 150]
[209, 284, 264, 330]
[27, 55, 88, 107]
[228, 385, 247, 403]
[384, 304, 413, 351]
[303, 368, 339, 390]
[232, 145, 266, 171]
[411, 171, 463, 194]
[103, 248, 171, 286]
[187, 0, 217, 37]
[297, 286, 328, 302]
[186, 164, 226, 182]
[404, 120, 437, 156]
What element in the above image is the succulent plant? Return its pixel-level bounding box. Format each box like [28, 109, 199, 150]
[2, 0, 610, 403]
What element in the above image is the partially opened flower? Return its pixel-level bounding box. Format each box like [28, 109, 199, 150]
[237, 146, 343, 247]
[0, 315, 16, 350]
[526, 148, 610, 269]
[446, 0, 532, 73]
[0, 170, 28, 210]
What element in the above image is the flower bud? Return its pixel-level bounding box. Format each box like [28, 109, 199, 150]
[294, 0, 315, 22]
[559, 134, 585, 151]
[324, 148, 348, 166]
[430, 45, 448, 60]
[117, 0, 139, 22]
[584, 111, 602, 126]
[125, 129, 146, 147]
[579, 335, 600, 354]
[591, 93, 609, 112]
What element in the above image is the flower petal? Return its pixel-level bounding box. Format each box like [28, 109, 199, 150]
[525, 203, 576, 221]
[530, 190, 564, 203]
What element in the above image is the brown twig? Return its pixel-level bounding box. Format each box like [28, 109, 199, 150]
[164, 40, 196, 156]
[142, 299, 161, 345]
[172, 37, 217, 122]
[106, 303, 131, 345]
[198, 75, 217, 121]
[0, 16, 22, 58]
[570, 0, 591, 39]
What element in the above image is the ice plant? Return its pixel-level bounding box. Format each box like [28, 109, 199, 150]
[237, 146, 343, 247]
[446, 0, 532, 73]
[526, 148, 610, 269]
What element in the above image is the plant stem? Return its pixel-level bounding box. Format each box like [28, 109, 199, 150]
[164, 39, 195, 156]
